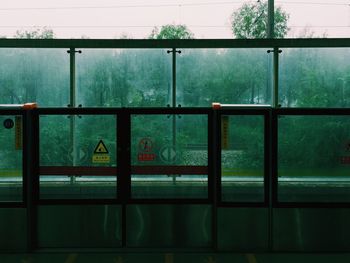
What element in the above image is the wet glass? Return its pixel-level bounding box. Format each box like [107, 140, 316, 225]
[221, 115, 265, 202]
[0, 49, 69, 106]
[177, 49, 272, 107]
[278, 115, 350, 202]
[39, 114, 117, 199]
[0, 115, 23, 202]
[131, 114, 208, 199]
[76, 49, 171, 107]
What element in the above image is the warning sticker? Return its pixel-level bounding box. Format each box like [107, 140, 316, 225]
[15, 116, 22, 150]
[138, 137, 156, 162]
[221, 116, 229, 150]
[138, 153, 156, 161]
[159, 146, 176, 164]
[94, 140, 109, 154]
[139, 138, 153, 152]
[92, 140, 110, 164]
[93, 154, 111, 163]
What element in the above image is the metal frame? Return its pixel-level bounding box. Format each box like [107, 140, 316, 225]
[1, 37, 350, 251]
[1, 38, 350, 48]
[216, 108, 271, 208]
[0, 109, 26, 208]
[273, 108, 350, 208]
[3, 106, 350, 251]
[36, 107, 213, 204]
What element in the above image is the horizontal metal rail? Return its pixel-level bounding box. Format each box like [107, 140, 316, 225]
[39, 165, 208, 175]
[1, 38, 350, 49]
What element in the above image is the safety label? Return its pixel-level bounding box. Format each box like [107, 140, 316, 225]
[15, 116, 22, 150]
[159, 146, 176, 164]
[94, 140, 109, 154]
[92, 140, 110, 163]
[138, 137, 156, 162]
[221, 116, 229, 150]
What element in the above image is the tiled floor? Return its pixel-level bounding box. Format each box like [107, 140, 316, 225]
[1, 253, 350, 263]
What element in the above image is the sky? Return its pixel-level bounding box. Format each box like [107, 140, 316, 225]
[0, 0, 349, 39]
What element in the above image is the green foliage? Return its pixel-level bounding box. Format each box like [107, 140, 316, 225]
[231, 2, 289, 38]
[0, 35, 350, 177]
[14, 27, 55, 39]
[149, 24, 194, 39]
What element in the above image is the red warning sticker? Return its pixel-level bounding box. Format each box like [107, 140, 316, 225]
[138, 138, 156, 161]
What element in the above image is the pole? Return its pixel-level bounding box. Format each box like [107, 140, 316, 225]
[267, 0, 274, 38]
[273, 47, 280, 108]
[167, 48, 181, 183]
[172, 48, 177, 148]
[67, 48, 81, 183]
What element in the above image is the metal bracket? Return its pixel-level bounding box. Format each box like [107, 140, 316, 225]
[267, 49, 282, 54]
[67, 50, 82, 54]
[167, 49, 181, 54]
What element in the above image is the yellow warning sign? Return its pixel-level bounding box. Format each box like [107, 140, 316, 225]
[221, 116, 229, 150]
[94, 140, 109, 154]
[92, 140, 110, 164]
[92, 155, 110, 163]
[15, 116, 22, 150]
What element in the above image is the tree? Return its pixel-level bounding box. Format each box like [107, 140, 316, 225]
[149, 24, 194, 39]
[14, 27, 55, 39]
[231, 2, 289, 38]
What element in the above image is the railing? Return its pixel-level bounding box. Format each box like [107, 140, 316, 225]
[2, 105, 350, 250]
[2, 105, 350, 206]
[1, 38, 350, 251]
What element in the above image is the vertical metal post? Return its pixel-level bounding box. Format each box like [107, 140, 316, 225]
[69, 47, 76, 109]
[67, 48, 81, 183]
[172, 48, 177, 109]
[273, 48, 280, 108]
[172, 48, 177, 148]
[117, 110, 131, 247]
[25, 109, 39, 251]
[269, 110, 278, 251]
[210, 110, 218, 251]
[267, 0, 274, 38]
[266, 110, 273, 251]
[167, 48, 181, 183]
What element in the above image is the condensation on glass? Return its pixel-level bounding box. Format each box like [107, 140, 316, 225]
[39, 114, 117, 199]
[0, 115, 23, 202]
[280, 48, 350, 108]
[278, 115, 350, 202]
[221, 115, 265, 202]
[0, 49, 69, 106]
[131, 114, 208, 199]
[177, 49, 272, 107]
[76, 49, 171, 107]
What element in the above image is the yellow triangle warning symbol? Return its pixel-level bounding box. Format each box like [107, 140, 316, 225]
[94, 140, 109, 154]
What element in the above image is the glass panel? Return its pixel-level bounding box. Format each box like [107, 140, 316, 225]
[177, 49, 272, 107]
[276, 1, 348, 38]
[278, 115, 350, 202]
[0, 49, 69, 106]
[76, 49, 171, 107]
[127, 205, 211, 248]
[131, 114, 208, 199]
[38, 205, 121, 248]
[218, 208, 268, 250]
[40, 115, 116, 199]
[0, 115, 23, 202]
[221, 115, 264, 202]
[0, 208, 26, 250]
[280, 48, 350, 108]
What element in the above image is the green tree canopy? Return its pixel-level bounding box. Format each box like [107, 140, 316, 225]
[149, 24, 194, 39]
[231, 2, 289, 38]
[14, 27, 55, 39]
